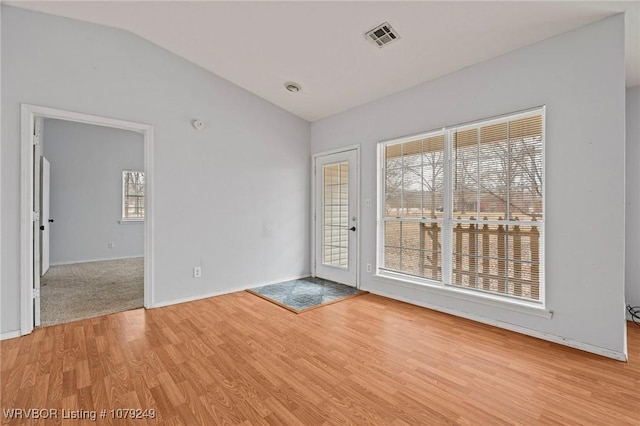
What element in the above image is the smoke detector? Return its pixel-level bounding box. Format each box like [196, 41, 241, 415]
[365, 22, 400, 47]
[192, 119, 204, 130]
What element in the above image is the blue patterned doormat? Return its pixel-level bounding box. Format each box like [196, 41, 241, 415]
[247, 277, 367, 313]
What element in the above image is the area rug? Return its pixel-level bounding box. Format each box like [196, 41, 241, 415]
[247, 277, 366, 313]
[40, 257, 144, 326]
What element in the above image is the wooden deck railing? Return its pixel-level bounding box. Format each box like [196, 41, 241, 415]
[418, 217, 540, 300]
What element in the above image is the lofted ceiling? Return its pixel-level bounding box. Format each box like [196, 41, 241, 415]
[7, 1, 640, 121]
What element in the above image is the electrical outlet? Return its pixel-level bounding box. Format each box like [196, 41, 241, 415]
[365, 198, 372, 207]
[366, 263, 372, 273]
[108, 242, 114, 249]
[193, 266, 202, 278]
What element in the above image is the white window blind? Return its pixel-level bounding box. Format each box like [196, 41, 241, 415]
[379, 108, 544, 303]
[322, 162, 349, 269]
[383, 132, 445, 281]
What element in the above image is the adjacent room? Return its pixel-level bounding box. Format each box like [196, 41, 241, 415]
[39, 118, 145, 326]
[1, 1, 639, 424]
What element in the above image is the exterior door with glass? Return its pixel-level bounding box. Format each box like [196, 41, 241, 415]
[314, 149, 358, 287]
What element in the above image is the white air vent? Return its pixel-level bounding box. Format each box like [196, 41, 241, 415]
[365, 22, 400, 47]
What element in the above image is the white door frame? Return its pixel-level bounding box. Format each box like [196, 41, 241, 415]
[20, 104, 155, 335]
[41, 156, 51, 276]
[311, 145, 361, 288]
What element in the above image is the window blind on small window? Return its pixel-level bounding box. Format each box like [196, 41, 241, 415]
[123, 171, 145, 220]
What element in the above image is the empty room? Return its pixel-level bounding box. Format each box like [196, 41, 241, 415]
[1, 1, 639, 425]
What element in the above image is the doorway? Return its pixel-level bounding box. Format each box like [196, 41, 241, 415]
[20, 104, 154, 335]
[313, 147, 359, 287]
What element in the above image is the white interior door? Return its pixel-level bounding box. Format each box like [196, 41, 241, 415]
[314, 149, 358, 287]
[41, 157, 51, 275]
[33, 118, 42, 327]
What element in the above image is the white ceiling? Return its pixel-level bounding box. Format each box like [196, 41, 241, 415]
[8, 1, 640, 121]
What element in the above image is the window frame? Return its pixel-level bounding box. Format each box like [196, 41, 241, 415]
[377, 107, 545, 308]
[121, 170, 145, 222]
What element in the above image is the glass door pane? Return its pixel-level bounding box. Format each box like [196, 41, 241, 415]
[322, 162, 348, 269]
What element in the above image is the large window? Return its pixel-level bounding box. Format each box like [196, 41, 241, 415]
[122, 170, 145, 221]
[379, 108, 544, 304]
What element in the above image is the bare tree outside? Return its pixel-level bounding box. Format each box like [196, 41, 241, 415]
[381, 112, 544, 301]
[453, 117, 543, 221]
[123, 170, 145, 219]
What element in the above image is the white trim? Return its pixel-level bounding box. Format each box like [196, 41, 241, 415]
[0, 4, 3, 340]
[144, 126, 154, 309]
[373, 272, 551, 318]
[443, 128, 453, 285]
[1, 330, 22, 341]
[312, 144, 361, 157]
[22, 105, 152, 132]
[119, 219, 144, 225]
[153, 275, 311, 309]
[246, 274, 312, 291]
[376, 142, 385, 281]
[311, 145, 361, 288]
[356, 146, 362, 289]
[20, 104, 155, 337]
[20, 105, 34, 335]
[49, 256, 143, 267]
[310, 155, 316, 277]
[540, 106, 547, 305]
[367, 288, 626, 361]
[623, 314, 628, 361]
[153, 289, 235, 309]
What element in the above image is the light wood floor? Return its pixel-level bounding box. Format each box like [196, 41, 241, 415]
[2, 291, 639, 425]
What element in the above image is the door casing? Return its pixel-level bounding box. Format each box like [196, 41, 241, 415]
[19, 104, 154, 335]
[33, 119, 42, 327]
[41, 156, 51, 277]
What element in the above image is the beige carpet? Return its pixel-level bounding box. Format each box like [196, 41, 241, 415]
[40, 257, 144, 326]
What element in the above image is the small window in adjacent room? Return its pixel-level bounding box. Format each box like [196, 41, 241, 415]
[122, 170, 145, 221]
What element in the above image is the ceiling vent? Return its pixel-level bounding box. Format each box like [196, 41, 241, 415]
[365, 22, 400, 47]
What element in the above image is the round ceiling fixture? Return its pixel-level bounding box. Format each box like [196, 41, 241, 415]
[192, 119, 204, 130]
[285, 81, 301, 93]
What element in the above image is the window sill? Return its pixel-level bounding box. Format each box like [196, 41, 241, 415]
[373, 271, 553, 319]
[119, 219, 144, 225]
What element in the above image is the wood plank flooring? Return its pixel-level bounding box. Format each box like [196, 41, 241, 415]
[2, 291, 639, 425]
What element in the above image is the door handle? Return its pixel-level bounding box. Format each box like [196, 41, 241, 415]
[349, 226, 356, 232]
[48, 219, 54, 223]
[40, 225, 45, 231]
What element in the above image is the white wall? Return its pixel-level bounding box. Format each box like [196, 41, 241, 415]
[312, 15, 626, 357]
[1, 6, 310, 334]
[43, 119, 144, 265]
[626, 86, 640, 310]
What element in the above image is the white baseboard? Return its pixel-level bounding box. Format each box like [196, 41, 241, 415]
[1, 330, 22, 341]
[152, 274, 311, 309]
[50, 255, 143, 267]
[245, 274, 311, 291]
[367, 288, 628, 362]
